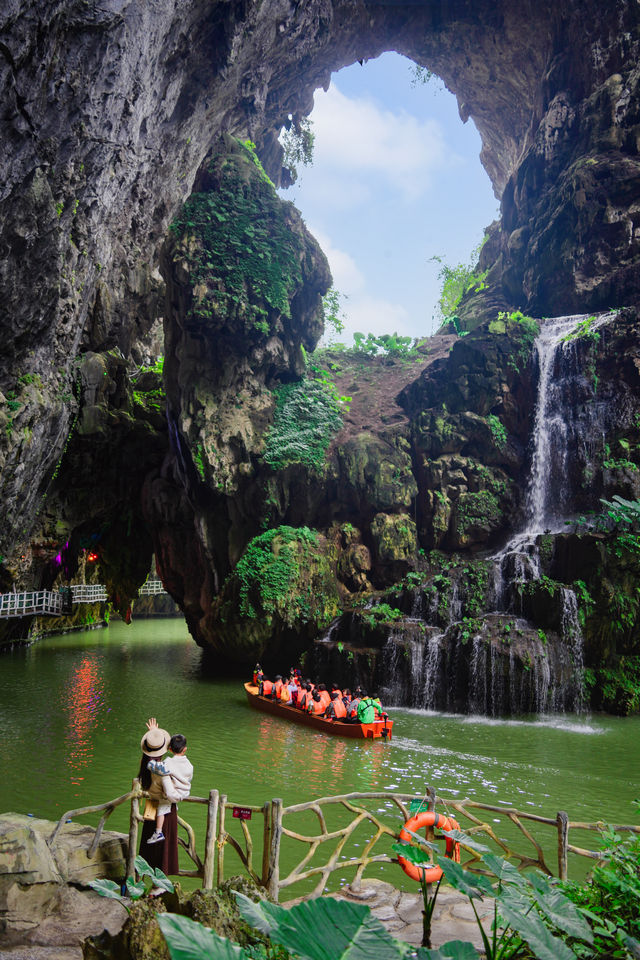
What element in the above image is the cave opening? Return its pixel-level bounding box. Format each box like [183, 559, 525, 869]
[280, 52, 499, 343]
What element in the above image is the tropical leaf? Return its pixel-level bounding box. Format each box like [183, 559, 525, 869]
[158, 913, 246, 960]
[436, 858, 495, 900]
[619, 930, 640, 959]
[88, 878, 124, 900]
[402, 827, 441, 853]
[135, 854, 154, 877]
[392, 841, 438, 866]
[526, 873, 593, 943]
[126, 875, 147, 899]
[498, 900, 577, 960]
[233, 892, 273, 935]
[149, 866, 175, 893]
[442, 830, 490, 855]
[481, 854, 527, 889]
[415, 941, 480, 960]
[236, 892, 410, 960]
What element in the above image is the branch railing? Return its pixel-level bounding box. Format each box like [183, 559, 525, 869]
[45, 786, 640, 901]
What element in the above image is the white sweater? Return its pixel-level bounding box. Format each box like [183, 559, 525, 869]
[148, 754, 194, 804]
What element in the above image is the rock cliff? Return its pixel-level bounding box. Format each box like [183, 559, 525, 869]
[2, 1, 640, 710]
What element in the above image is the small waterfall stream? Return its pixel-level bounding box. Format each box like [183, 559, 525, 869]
[314, 313, 615, 715]
[385, 314, 611, 714]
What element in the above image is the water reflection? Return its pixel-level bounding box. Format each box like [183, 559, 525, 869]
[62, 653, 105, 788]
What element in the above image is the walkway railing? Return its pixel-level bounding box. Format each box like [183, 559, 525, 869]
[0, 579, 168, 618]
[0, 590, 63, 617]
[46, 786, 640, 901]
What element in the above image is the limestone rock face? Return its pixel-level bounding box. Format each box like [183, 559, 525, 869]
[3, 1, 640, 680]
[0, 813, 126, 938]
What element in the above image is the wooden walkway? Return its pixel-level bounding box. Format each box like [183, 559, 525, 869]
[0, 579, 167, 618]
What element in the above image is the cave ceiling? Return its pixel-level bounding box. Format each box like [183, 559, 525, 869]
[1, 0, 639, 624]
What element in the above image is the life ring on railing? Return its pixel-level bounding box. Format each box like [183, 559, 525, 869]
[397, 811, 461, 883]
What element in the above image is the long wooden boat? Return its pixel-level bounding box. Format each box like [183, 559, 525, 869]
[244, 683, 393, 740]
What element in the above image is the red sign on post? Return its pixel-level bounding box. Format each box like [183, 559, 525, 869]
[232, 806, 252, 820]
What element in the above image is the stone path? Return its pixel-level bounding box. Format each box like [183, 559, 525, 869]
[333, 878, 493, 951]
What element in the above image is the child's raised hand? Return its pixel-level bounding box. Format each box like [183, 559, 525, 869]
[146, 717, 159, 730]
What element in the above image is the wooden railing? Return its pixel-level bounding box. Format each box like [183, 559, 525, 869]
[46, 785, 640, 901]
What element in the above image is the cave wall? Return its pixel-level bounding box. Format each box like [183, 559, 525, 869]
[2, 1, 640, 673]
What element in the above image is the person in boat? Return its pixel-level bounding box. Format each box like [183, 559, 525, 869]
[357, 693, 383, 724]
[307, 690, 325, 715]
[324, 690, 347, 721]
[286, 676, 299, 705]
[346, 692, 362, 722]
[342, 687, 352, 705]
[273, 675, 284, 700]
[316, 684, 331, 710]
[259, 676, 273, 696]
[253, 663, 263, 686]
[279, 680, 292, 704]
[330, 682, 343, 699]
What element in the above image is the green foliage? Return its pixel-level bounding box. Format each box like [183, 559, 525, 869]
[361, 603, 404, 629]
[156, 828, 640, 960]
[89, 855, 174, 914]
[281, 116, 315, 184]
[561, 315, 600, 344]
[322, 287, 346, 340]
[263, 378, 343, 472]
[562, 820, 640, 950]
[352, 332, 418, 358]
[455, 491, 501, 539]
[595, 657, 640, 715]
[573, 579, 595, 628]
[487, 414, 507, 450]
[431, 237, 488, 327]
[229, 526, 337, 629]
[169, 139, 304, 327]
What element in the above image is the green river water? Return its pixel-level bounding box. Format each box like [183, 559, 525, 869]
[1, 619, 638, 892]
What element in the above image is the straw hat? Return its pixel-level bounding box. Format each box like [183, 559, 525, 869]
[141, 726, 171, 757]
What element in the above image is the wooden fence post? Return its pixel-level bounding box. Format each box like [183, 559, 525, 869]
[216, 794, 227, 887]
[267, 798, 283, 902]
[203, 789, 219, 890]
[261, 801, 271, 888]
[127, 779, 140, 880]
[557, 810, 569, 880]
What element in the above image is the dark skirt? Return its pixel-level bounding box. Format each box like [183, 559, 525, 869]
[138, 803, 179, 875]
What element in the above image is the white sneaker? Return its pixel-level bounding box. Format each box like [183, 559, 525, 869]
[147, 830, 165, 844]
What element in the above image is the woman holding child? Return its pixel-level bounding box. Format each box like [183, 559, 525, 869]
[137, 717, 194, 874]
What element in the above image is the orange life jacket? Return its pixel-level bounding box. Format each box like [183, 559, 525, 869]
[274, 679, 283, 699]
[261, 680, 273, 696]
[318, 690, 331, 709]
[331, 698, 347, 719]
[308, 697, 324, 715]
[297, 690, 308, 711]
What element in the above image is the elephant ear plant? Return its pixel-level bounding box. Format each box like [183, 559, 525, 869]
[89, 855, 174, 914]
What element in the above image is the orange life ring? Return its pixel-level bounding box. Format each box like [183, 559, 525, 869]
[397, 810, 461, 884]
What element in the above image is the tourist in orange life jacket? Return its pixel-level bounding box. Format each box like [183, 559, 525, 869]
[330, 682, 343, 700]
[324, 691, 347, 720]
[346, 693, 362, 721]
[297, 683, 310, 711]
[307, 691, 325, 715]
[316, 684, 331, 709]
[259, 677, 273, 696]
[273, 675, 284, 700]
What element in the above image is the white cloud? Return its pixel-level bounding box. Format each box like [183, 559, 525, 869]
[307, 226, 365, 296]
[310, 83, 449, 199]
[343, 295, 412, 340]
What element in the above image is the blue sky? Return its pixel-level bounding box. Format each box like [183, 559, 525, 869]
[280, 52, 499, 344]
